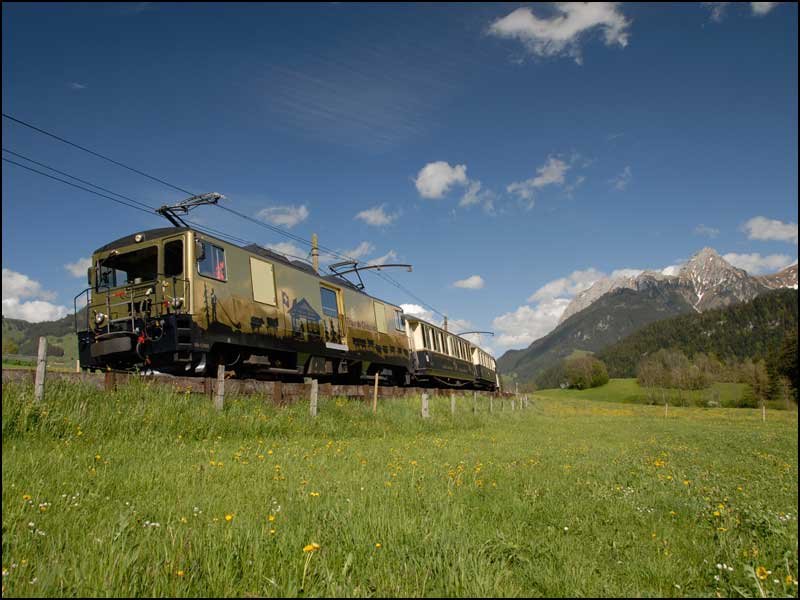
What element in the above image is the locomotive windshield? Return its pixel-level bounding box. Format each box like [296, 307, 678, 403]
[97, 246, 158, 289]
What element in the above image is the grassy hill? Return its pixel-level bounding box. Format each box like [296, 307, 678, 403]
[2, 310, 84, 361]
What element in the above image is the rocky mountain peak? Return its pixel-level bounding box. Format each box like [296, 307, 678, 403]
[557, 248, 786, 324]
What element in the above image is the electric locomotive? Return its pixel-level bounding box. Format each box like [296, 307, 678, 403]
[75, 225, 499, 390]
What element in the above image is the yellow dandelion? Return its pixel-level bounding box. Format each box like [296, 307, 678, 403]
[180, 517, 188, 524]
[268, 514, 276, 522]
[756, 566, 768, 580]
[176, 570, 185, 577]
[22, 494, 31, 501]
[713, 511, 720, 517]
[225, 514, 234, 522]
[375, 543, 382, 548]
[309, 491, 320, 497]
[303, 542, 321, 553]
[785, 575, 793, 585]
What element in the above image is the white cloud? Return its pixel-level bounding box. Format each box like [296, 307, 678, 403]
[693, 224, 720, 238]
[65, 257, 92, 278]
[453, 275, 485, 290]
[703, 2, 730, 21]
[742, 216, 798, 244]
[265, 241, 308, 260]
[527, 268, 605, 302]
[414, 161, 468, 199]
[355, 205, 399, 226]
[400, 303, 437, 324]
[341, 241, 375, 261]
[69, 82, 87, 90]
[488, 3, 631, 64]
[751, 2, 779, 15]
[256, 205, 309, 228]
[704, 2, 779, 21]
[2, 268, 57, 302]
[2, 268, 69, 322]
[507, 156, 570, 207]
[493, 298, 572, 348]
[610, 165, 632, 191]
[367, 250, 398, 266]
[459, 180, 483, 207]
[661, 265, 682, 276]
[722, 252, 795, 275]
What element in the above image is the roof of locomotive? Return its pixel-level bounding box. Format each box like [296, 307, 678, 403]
[92, 226, 401, 308]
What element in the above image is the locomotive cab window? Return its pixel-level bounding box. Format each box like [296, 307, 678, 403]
[394, 310, 404, 331]
[97, 246, 158, 289]
[164, 240, 184, 278]
[320, 287, 339, 319]
[197, 241, 226, 281]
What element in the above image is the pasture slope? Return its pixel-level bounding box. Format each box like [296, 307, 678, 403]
[2, 379, 798, 597]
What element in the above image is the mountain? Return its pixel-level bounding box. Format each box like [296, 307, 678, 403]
[598, 288, 798, 378]
[759, 263, 798, 290]
[499, 249, 798, 385]
[559, 248, 780, 324]
[498, 284, 696, 384]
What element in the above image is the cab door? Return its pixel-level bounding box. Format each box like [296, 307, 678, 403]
[320, 284, 348, 350]
[161, 235, 188, 314]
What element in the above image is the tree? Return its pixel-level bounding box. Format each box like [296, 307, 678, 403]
[564, 355, 609, 390]
[2, 338, 19, 355]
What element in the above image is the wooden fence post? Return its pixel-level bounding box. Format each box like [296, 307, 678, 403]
[75, 359, 80, 374]
[473, 391, 477, 413]
[511, 398, 516, 411]
[421, 393, 430, 419]
[104, 370, 116, 392]
[373, 372, 379, 414]
[664, 400, 668, 419]
[310, 379, 319, 417]
[489, 395, 493, 413]
[34, 336, 47, 403]
[450, 393, 456, 416]
[273, 381, 283, 406]
[214, 364, 225, 411]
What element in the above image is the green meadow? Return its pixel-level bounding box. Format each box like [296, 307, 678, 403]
[535, 378, 756, 408]
[2, 379, 797, 597]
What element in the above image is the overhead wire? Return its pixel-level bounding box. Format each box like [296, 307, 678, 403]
[2, 157, 155, 216]
[2, 115, 446, 317]
[2, 112, 195, 196]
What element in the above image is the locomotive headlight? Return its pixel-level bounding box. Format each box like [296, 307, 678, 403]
[171, 297, 184, 310]
[134, 234, 144, 242]
[95, 312, 107, 325]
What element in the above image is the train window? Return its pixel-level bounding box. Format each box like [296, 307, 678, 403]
[374, 301, 387, 334]
[97, 246, 158, 289]
[164, 240, 183, 277]
[432, 328, 440, 352]
[320, 287, 339, 319]
[394, 310, 404, 331]
[250, 257, 276, 306]
[198, 242, 226, 280]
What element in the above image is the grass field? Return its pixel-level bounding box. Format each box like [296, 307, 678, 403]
[535, 378, 759, 408]
[2, 379, 798, 597]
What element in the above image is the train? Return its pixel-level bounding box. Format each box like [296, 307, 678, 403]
[75, 226, 500, 390]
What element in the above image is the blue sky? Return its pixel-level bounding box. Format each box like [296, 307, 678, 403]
[2, 2, 798, 355]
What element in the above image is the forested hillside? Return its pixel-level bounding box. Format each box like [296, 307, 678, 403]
[598, 289, 798, 377]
